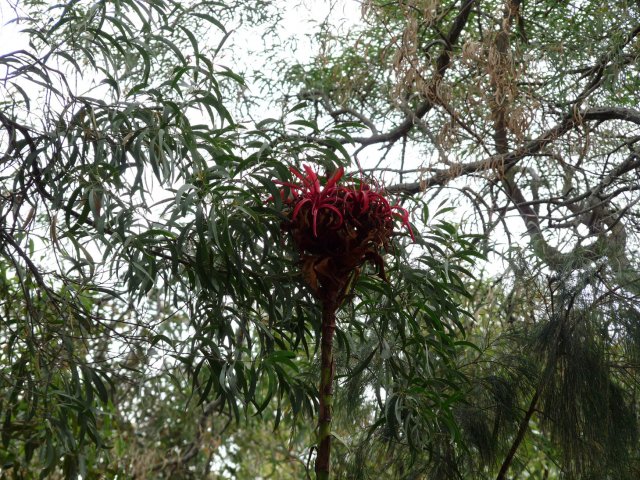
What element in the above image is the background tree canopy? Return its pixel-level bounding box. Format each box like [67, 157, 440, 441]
[1, 0, 639, 479]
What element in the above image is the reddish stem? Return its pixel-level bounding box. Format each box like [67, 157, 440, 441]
[315, 302, 337, 479]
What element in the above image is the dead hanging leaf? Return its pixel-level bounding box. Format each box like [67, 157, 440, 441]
[50, 214, 59, 247]
[462, 40, 483, 64]
[21, 207, 35, 230]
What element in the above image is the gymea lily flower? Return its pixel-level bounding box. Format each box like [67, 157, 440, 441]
[270, 163, 414, 480]
[274, 164, 414, 248]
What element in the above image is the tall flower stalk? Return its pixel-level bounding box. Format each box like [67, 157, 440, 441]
[272, 164, 413, 479]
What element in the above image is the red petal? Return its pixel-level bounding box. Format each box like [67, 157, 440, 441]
[273, 180, 303, 190]
[289, 166, 314, 192]
[319, 203, 344, 228]
[292, 198, 311, 219]
[325, 166, 344, 190]
[361, 191, 369, 213]
[303, 164, 320, 193]
[392, 206, 415, 241]
[289, 166, 306, 183]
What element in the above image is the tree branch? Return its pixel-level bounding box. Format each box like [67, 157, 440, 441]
[348, 0, 478, 146]
[496, 387, 541, 480]
[387, 107, 640, 194]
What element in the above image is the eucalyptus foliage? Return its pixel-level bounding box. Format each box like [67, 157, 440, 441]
[0, 1, 479, 478]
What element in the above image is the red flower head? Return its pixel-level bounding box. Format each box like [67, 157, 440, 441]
[272, 164, 414, 304]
